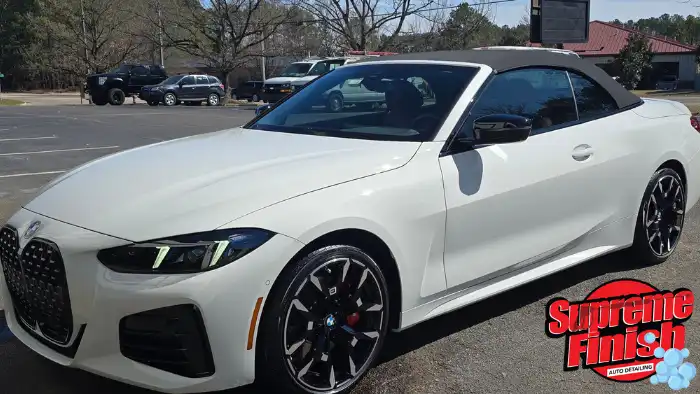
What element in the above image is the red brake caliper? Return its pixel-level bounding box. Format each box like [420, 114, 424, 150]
[347, 312, 360, 326]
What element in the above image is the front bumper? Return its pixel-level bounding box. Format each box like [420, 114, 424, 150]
[260, 89, 292, 103]
[0, 208, 305, 393]
[139, 89, 164, 101]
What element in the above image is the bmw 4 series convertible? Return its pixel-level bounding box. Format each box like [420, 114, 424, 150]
[2, 48, 700, 394]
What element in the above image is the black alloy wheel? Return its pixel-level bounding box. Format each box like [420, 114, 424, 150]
[631, 167, 686, 264]
[258, 245, 389, 393]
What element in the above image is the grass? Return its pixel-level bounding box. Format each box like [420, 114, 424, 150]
[0, 98, 24, 106]
[632, 90, 657, 96]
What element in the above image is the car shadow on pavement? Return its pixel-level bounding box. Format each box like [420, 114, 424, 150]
[1, 250, 643, 394]
[377, 250, 642, 364]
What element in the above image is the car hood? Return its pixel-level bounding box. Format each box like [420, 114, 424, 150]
[25, 128, 420, 242]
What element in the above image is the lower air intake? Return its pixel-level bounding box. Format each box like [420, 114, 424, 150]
[119, 304, 215, 378]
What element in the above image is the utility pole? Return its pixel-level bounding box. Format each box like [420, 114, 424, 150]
[80, 0, 90, 103]
[261, 32, 266, 81]
[156, 0, 164, 66]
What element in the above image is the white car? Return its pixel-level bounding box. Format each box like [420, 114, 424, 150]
[3, 49, 700, 394]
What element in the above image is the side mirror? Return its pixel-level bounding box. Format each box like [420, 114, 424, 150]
[472, 114, 532, 145]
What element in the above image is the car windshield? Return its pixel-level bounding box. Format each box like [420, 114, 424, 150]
[246, 63, 479, 142]
[160, 76, 183, 85]
[279, 63, 312, 77]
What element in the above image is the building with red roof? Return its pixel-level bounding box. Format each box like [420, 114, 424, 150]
[530, 21, 698, 89]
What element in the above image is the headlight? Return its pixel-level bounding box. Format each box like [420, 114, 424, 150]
[97, 228, 275, 274]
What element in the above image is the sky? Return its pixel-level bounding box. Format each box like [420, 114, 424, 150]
[489, 0, 700, 27]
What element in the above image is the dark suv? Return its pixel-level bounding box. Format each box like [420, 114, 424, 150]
[86, 64, 168, 106]
[231, 81, 263, 102]
[139, 74, 226, 107]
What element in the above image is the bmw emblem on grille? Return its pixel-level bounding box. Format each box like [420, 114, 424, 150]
[23, 220, 41, 239]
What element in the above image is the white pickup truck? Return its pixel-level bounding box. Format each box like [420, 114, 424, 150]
[261, 57, 353, 103]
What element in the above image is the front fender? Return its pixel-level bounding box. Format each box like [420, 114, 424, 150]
[225, 144, 448, 321]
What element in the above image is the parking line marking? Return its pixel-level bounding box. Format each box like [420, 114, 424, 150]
[0, 170, 66, 179]
[0, 146, 119, 156]
[0, 136, 57, 142]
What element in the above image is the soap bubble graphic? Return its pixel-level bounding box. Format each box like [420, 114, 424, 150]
[644, 332, 696, 390]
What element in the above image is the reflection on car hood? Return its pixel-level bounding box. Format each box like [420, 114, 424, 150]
[25, 127, 420, 242]
[265, 77, 305, 85]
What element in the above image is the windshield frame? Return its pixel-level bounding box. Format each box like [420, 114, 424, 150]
[245, 61, 481, 142]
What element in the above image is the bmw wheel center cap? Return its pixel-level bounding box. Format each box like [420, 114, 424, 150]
[325, 315, 336, 328]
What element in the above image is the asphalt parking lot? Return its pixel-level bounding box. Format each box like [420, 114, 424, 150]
[0, 104, 700, 394]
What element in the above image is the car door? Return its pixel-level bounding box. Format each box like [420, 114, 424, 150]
[128, 66, 150, 91]
[438, 67, 615, 289]
[195, 76, 210, 98]
[178, 76, 196, 99]
[564, 70, 642, 223]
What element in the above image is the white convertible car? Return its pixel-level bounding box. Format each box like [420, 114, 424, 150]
[2, 49, 699, 393]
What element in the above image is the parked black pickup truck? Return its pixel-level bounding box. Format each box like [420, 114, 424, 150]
[85, 64, 168, 105]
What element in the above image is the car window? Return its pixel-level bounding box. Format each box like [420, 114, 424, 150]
[208, 76, 220, 84]
[567, 72, 618, 121]
[458, 68, 578, 140]
[181, 76, 195, 85]
[308, 60, 347, 76]
[131, 66, 148, 76]
[247, 63, 478, 142]
[279, 63, 312, 77]
[196, 76, 209, 84]
[308, 61, 331, 76]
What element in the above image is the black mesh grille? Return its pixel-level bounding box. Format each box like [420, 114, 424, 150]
[0, 226, 74, 345]
[119, 304, 215, 378]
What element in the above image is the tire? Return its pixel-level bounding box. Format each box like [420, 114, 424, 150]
[327, 92, 344, 113]
[629, 167, 686, 265]
[107, 88, 126, 105]
[162, 92, 177, 107]
[252, 93, 259, 102]
[257, 245, 390, 394]
[207, 93, 220, 106]
[147, 100, 159, 107]
[231, 93, 238, 100]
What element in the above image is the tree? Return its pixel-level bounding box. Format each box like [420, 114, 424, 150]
[162, 0, 293, 91]
[0, 0, 39, 86]
[436, 2, 498, 50]
[298, 0, 436, 51]
[35, 0, 147, 76]
[615, 33, 654, 89]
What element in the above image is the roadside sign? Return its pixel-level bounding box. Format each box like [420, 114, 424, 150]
[530, 0, 590, 44]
